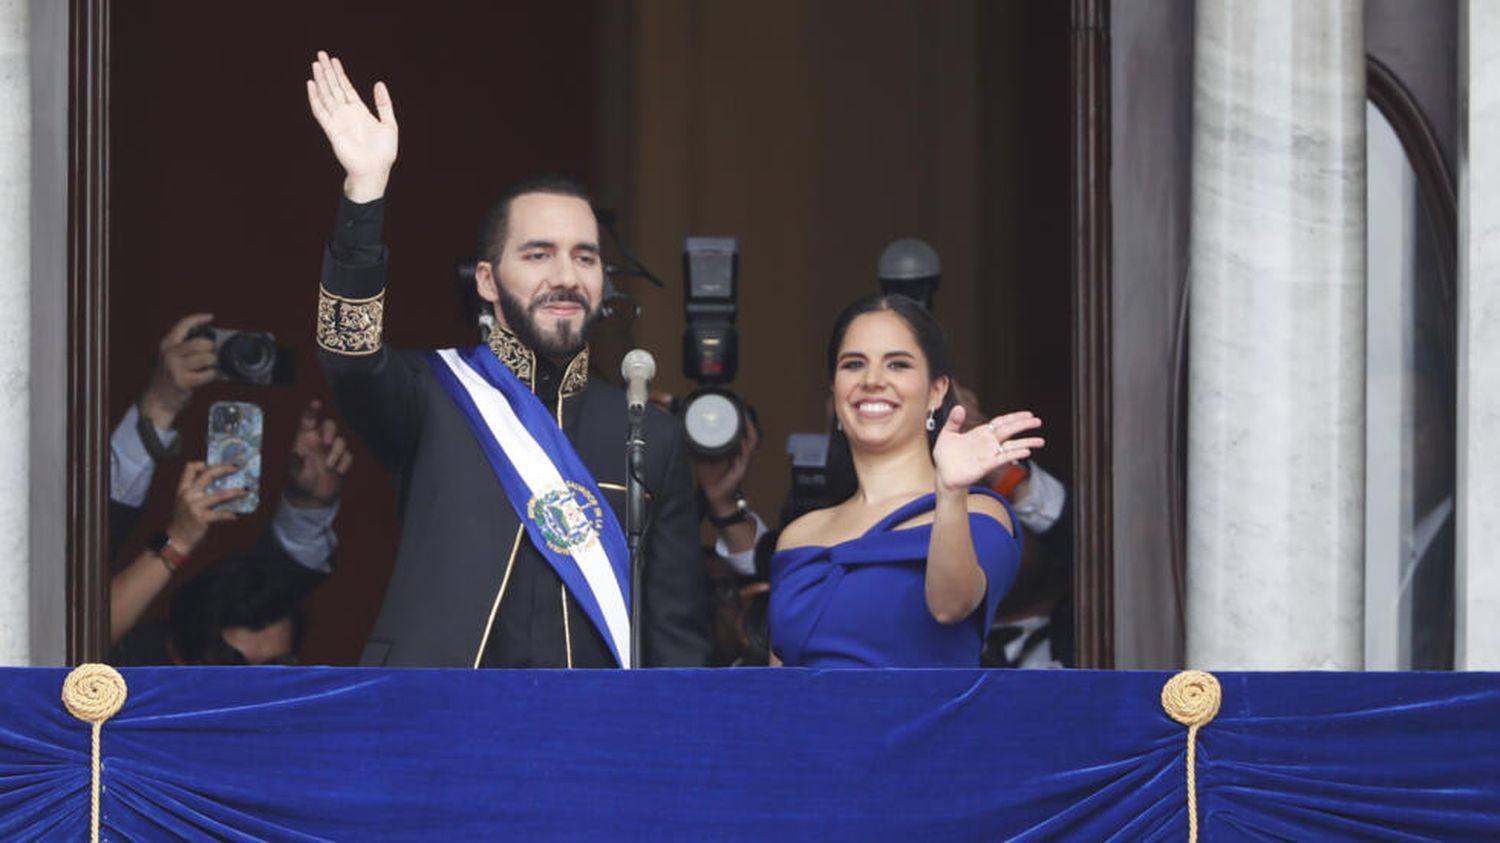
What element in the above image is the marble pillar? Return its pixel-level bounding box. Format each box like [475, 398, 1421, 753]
[0, 0, 30, 665]
[1457, 1, 1500, 670]
[1187, 0, 1366, 669]
[27, 0, 67, 666]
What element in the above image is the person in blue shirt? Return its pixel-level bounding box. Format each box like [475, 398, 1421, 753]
[769, 294, 1044, 667]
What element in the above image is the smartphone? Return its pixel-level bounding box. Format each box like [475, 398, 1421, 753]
[205, 400, 263, 513]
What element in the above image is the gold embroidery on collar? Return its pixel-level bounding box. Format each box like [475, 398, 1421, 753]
[486, 325, 535, 390]
[485, 325, 590, 398]
[560, 346, 590, 399]
[317, 287, 384, 356]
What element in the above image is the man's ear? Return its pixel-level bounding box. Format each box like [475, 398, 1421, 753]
[475, 261, 500, 304]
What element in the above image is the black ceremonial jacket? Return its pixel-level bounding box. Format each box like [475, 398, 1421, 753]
[317, 197, 709, 668]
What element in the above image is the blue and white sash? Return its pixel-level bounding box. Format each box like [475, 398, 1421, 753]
[427, 345, 632, 668]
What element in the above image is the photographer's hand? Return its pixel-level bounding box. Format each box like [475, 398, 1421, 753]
[139, 313, 218, 431]
[110, 461, 243, 645]
[306, 50, 398, 203]
[168, 461, 246, 551]
[285, 400, 353, 508]
[693, 416, 760, 555]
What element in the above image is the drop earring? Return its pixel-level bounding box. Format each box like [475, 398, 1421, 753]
[925, 409, 937, 432]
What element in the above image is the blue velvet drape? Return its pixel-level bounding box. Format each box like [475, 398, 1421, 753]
[0, 668, 1495, 841]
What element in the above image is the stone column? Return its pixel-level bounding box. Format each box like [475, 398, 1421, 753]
[1457, 1, 1500, 670]
[1187, 0, 1366, 669]
[0, 0, 31, 665]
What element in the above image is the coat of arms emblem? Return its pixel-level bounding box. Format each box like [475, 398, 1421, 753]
[527, 483, 604, 555]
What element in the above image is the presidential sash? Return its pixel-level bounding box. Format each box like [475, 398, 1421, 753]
[427, 345, 632, 668]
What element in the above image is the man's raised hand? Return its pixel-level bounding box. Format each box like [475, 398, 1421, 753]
[306, 50, 398, 202]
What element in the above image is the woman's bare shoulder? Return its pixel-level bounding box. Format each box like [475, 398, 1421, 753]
[967, 491, 1015, 536]
[776, 506, 838, 552]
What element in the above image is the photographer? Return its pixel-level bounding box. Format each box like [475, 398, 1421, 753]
[108, 313, 352, 664]
[110, 399, 351, 664]
[110, 313, 219, 553]
[691, 407, 765, 576]
[693, 410, 773, 666]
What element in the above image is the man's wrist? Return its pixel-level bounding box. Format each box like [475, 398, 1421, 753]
[705, 493, 751, 528]
[992, 461, 1031, 499]
[149, 529, 192, 573]
[138, 391, 183, 431]
[343, 173, 390, 204]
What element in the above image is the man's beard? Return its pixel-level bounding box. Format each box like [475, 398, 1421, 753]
[497, 287, 600, 360]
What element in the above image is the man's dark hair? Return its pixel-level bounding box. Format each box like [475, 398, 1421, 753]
[167, 554, 316, 665]
[476, 174, 594, 265]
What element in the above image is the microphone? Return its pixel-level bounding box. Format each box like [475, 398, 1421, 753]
[621, 349, 657, 416]
[878, 238, 942, 310]
[620, 348, 657, 669]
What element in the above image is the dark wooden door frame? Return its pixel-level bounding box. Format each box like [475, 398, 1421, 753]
[67, 0, 111, 665]
[1070, 0, 1114, 668]
[65, 0, 1119, 668]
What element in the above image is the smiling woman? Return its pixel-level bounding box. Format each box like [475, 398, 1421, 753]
[768, 295, 1046, 667]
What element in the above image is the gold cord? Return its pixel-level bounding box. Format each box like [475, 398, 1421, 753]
[62, 664, 128, 843]
[1161, 670, 1222, 843]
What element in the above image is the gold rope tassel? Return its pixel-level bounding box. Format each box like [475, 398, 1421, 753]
[62, 664, 128, 843]
[1161, 670, 1222, 843]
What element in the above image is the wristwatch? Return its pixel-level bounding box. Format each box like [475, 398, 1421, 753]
[147, 530, 188, 573]
[992, 460, 1031, 499]
[706, 494, 751, 528]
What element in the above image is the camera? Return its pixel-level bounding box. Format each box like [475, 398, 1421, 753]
[779, 431, 857, 524]
[680, 237, 747, 457]
[186, 325, 294, 385]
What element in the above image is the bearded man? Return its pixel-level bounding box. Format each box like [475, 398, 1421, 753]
[306, 51, 709, 668]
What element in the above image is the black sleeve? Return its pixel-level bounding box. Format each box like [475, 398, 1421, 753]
[249, 524, 330, 604]
[327, 195, 386, 270]
[641, 412, 713, 666]
[317, 196, 425, 476]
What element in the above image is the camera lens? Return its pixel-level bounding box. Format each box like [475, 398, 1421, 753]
[683, 390, 743, 457]
[221, 332, 277, 382]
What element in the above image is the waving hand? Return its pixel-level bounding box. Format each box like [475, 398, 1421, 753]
[306, 50, 398, 202]
[933, 407, 1045, 494]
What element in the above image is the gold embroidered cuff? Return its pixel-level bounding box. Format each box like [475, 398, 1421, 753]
[317, 287, 385, 356]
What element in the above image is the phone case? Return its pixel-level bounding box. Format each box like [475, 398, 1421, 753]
[205, 401, 263, 514]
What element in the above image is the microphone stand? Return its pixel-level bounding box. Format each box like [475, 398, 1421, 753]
[625, 404, 647, 669]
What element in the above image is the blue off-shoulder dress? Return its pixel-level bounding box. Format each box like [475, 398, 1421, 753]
[768, 487, 1022, 668]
